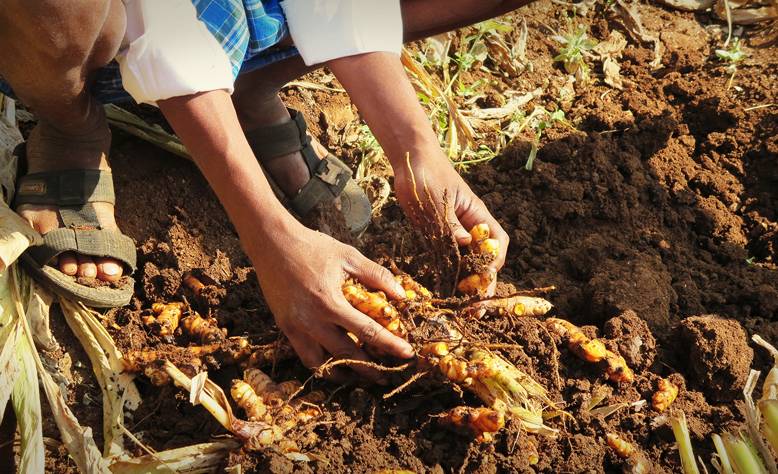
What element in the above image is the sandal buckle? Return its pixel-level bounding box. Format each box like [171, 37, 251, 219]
[316, 162, 345, 186]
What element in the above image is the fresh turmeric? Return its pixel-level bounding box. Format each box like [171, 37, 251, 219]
[342, 282, 406, 337]
[458, 224, 500, 296]
[468, 295, 553, 318]
[142, 302, 185, 337]
[231, 379, 270, 422]
[651, 378, 679, 412]
[546, 318, 634, 383]
[606, 433, 635, 458]
[441, 406, 505, 442]
[181, 312, 226, 343]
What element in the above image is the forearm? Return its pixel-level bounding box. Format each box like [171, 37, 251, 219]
[327, 52, 445, 170]
[158, 91, 299, 251]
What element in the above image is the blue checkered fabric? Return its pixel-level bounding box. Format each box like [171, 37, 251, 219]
[0, 0, 297, 104]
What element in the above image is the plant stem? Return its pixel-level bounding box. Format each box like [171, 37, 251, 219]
[670, 412, 701, 474]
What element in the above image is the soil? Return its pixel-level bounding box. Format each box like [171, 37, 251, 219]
[32, 1, 777, 473]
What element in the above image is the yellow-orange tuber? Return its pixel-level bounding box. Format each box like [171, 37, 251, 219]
[143, 302, 185, 337]
[395, 273, 432, 301]
[606, 433, 635, 458]
[547, 318, 634, 383]
[458, 224, 500, 296]
[441, 406, 505, 442]
[342, 282, 406, 337]
[182, 312, 227, 343]
[457, 271, 496, 296]
[651, 378, 679, 412]
[231, 379, 270, 422]
[469, 295, 553, 318]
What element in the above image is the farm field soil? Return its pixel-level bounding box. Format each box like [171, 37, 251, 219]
[40, 1, 776, 472]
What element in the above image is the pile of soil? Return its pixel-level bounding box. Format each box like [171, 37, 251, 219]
[39, 1, 776, 472]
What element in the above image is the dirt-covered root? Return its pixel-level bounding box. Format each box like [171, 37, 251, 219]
[678, 315, 754, 401]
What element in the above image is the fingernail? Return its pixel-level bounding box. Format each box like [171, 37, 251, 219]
[394, 283, 406, 298]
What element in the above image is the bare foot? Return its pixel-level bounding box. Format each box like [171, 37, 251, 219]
[16, 119, 125, 282]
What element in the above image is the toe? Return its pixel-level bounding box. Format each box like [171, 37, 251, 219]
[76, 255, 98, 278]
[95, 257, 123, 282]
[58, 252, 78, 276]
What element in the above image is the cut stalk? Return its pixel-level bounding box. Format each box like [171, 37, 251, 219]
[722, 433, 767, 474]
[712, 433, 734, 474]
[759, 399, 778, 455]
[671, 412, 701, 474]
[163, 361, 231, 430]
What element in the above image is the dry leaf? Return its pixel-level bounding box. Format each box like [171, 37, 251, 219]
[655, 0, 716, 11]
[603, 57, 625, 90]
[109, 440, 241, 474]
[615, 0, 665, 69]
[25, 282, 56, 351]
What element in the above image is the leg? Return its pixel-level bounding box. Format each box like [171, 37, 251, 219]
[0, 0, 127, 281]
[231, 0, 531, 194]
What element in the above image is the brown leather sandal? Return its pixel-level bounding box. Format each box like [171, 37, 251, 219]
[245, 108, 371, 234]
[14, 162, 136, 308]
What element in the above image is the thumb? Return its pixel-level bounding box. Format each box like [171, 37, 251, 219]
[346, 252, 406, 300]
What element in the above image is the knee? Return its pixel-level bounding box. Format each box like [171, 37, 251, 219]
[1, 0, 123, 70]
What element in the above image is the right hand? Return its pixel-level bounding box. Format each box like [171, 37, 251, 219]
[248, 224, 415, 381]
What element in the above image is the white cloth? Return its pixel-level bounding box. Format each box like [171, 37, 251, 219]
[116, 0, 234, 105]
[116, 0, 404, 104]
[281, 0, 403, 66]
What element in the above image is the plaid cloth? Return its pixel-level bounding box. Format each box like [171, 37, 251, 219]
[0, 0, 298, 104]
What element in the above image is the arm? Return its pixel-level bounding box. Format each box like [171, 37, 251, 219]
[327, 52, 509, 273]
[158, 90, 414, 376]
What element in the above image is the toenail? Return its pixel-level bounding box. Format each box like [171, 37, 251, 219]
[102, 265, 120, 276]
[82, 267, 97, 278]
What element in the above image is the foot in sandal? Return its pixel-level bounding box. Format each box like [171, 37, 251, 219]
[14, 117, 136, 307]
[237, 97, 371, 234]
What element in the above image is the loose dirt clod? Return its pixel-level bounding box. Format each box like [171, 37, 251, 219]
[679, 315, 754, 401]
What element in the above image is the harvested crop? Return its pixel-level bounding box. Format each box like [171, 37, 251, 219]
[458, 224, 500, 296]
[468, 295, 553, 318]
[652, 378, 679, 412]
[182, 271, 206, 296]
[342, 282, 406, 337]
[395, 273, 432, 301]
[441, 406, 505, 442]
[231, 379, 270, 422]
[142, 302, 185, 337]
[607, 433, 650, 473]
[457, 271, 496, 296]
[182, 311, 227, 343]
[606, 432, 635, 459]
[547, 318, 634, 383]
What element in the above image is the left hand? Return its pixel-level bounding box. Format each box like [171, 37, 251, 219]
[393, 157, 510, 277]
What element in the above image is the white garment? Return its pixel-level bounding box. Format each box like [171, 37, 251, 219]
[116, 0, 404, 105]
[117, 0, 234, 105]
[280, 0, 403, 66]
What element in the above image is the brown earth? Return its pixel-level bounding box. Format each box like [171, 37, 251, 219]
[36, 0, 777, 472]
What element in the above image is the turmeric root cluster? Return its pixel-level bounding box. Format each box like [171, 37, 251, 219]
[546, 318, 634, 383]
[141, 302, 227, 343]
[457, 224, 499, 296]
[142, 302, 185, 337]
[342, 281, 406, 337]
[651, 378, 679, 412]
[230, 368, 323, 452]
[441, 406, 505, 442]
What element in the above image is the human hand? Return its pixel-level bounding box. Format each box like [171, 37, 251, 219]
[247, 223, 415, 381]
[394, 157, 510, 287]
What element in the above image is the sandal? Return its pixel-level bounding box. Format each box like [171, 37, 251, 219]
[14, 149, 136, 308]
[245, 108, 371, 234]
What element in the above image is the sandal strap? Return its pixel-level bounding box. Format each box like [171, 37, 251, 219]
[289, 154, 352, 216]
[15, 169, 115, 206]
[246, 108, 354, 216]
[245, 109, 310, 161]
[27, 228, 137, 272]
